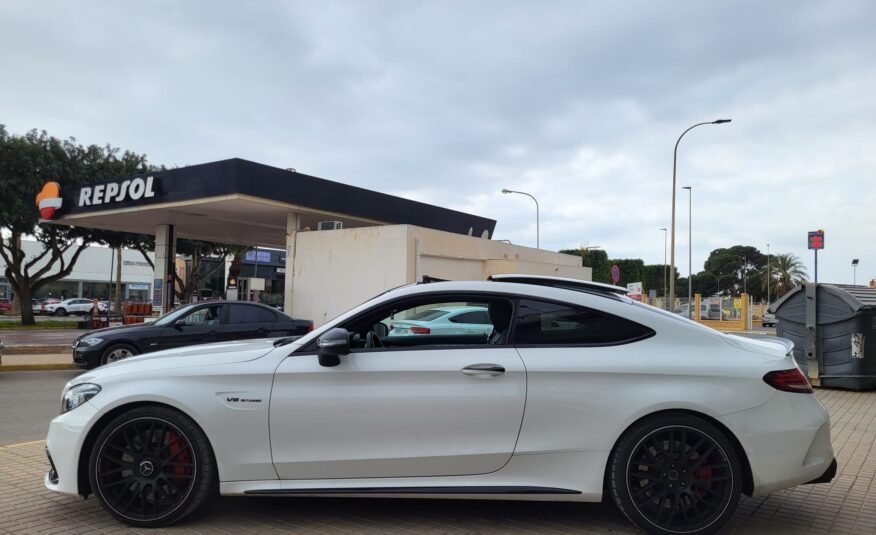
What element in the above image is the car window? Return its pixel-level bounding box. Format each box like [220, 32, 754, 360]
[449, 310, 491, 324]
[182, 305, 224, 326]
[228, 304, 276, 324]
[338, 296, 512, 351]
[513, 299, 654, 346]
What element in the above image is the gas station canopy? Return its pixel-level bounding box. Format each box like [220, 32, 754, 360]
[51, 158, 496, 248]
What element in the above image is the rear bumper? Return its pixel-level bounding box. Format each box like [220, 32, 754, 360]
[720, 391, 834, 496]
[805, 458, 837, 485]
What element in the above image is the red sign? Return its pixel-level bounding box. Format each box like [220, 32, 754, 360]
[610, 265, 621, 285]
[808, 230, 824, 250]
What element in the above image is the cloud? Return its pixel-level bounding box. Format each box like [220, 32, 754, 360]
[1, 0, 874, 283]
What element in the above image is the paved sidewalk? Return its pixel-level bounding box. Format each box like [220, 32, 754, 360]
[0, 353, 75, 371]
[0, 389, 874, 533]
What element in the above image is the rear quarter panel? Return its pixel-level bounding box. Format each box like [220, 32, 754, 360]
[514, 333, 779, 454]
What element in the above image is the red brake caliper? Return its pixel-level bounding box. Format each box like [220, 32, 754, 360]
[695, 466, 713, 496]
[166, 431, 191, 477]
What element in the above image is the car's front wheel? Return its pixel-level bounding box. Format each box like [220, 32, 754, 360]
[88, 406, 217, 527]
[100, 343, 138, 366]
[54, 308, 67, 316]
[609, 413, 742, 535]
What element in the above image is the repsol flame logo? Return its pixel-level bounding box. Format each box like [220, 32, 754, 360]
[36, 182, 63, 219]
[78, 175, 156, 206]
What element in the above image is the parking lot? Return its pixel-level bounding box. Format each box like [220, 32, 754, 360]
[0, 388, 873, 534]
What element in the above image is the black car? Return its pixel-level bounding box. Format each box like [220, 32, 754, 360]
[73, 301, 313, 369]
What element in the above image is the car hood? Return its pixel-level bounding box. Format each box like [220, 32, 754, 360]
[722, 333, 793, 359]
[70, 338, 280, 384]
[78, 323, 159, 338]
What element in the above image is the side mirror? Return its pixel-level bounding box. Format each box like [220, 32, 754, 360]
[317, 327, 351, 367]
[174, 319, 186, 328]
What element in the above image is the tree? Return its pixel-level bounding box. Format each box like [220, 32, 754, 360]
[90, 230, 156, 313]
[762, 253, 808, 299]
[561, 248, 611, 283]
[702, 245, 766, 299]
[0, 127, 152, 325]
[173, 240, 236, 303]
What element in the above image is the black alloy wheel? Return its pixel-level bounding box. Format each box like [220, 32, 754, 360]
[55, 308, 67, 316]
[610, 414, 742, 535]
[89, 406, 216, 527]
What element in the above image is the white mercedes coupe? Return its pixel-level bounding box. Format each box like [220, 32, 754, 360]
[45, 275, 836, 535]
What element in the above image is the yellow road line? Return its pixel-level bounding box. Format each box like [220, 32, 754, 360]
[3, 439, 46, 448]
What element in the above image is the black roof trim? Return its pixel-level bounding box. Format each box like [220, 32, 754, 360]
[488, 274, 628, 300]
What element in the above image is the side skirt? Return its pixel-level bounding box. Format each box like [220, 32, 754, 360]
[244, 486, 581, 496]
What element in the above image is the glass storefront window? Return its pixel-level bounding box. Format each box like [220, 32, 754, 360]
[36, 281, 80, 300]
[82, 282, 124, 301]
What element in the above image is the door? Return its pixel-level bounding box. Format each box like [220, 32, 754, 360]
[156, 303, 225, 350]
[269, 295, 526, 480]
[221, 303, 278, 342]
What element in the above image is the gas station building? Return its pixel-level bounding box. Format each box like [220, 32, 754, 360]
[43, 158, 591, 325]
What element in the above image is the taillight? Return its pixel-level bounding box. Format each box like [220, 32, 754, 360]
[308, 322, 314, 332]
[763, 369, 813, 394]
[410, 326, 431, 335]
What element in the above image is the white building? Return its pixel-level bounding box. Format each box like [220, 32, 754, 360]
[0, 240, 154, 301]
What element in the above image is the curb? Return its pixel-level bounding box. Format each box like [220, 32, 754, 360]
[0, 364, 79, 372]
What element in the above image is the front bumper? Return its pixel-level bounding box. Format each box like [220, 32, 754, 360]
[72, 344, 102, 369]
[45, 401, 99, 496]
[720, 390, 835, 496]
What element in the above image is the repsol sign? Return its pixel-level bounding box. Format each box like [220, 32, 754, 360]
[79, 176, 158, 206]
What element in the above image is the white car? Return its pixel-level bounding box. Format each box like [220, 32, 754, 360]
[388, 305, 492, 336]
[44, 298, 108, 316]
[45, 275, 835, 534]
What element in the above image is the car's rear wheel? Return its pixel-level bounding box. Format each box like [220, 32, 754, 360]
[88, 406, 216, 527]
[100, 344, 138, 366]
[55, 308, 67, 316]
[609, 413, 742, 535]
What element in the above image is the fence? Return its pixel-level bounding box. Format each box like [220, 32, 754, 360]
[645, 293, 753, 331]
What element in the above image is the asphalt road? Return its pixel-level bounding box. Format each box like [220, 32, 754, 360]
[0, 370, 83, 445]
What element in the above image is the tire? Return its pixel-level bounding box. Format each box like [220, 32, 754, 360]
[88, 405, 217, 527]
[55, 308, 67, 317]
[609, 413, 742, 535]
[100, 343, 138, 366]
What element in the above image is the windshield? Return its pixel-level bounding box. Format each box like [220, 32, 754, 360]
[153, 303, 199, 326]
[404, 309, 450, 321]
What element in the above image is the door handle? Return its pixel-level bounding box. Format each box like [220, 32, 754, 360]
[256, 327, 268, 335]
[461, 363, 506, 377]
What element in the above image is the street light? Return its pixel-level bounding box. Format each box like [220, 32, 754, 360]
[766, 243, 771, 307]
[501, 189, 539, 249]
[682, 186, 693, 318]
[659, 227, 668, 308]
[668, 119, 731, 310]
[852, 259, 860, 285]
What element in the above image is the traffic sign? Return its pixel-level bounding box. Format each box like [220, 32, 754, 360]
[610, 265, 620, 284]
[808, 230, 824, 250]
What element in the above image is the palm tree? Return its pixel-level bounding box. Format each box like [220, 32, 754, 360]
[762, 253, 808, 300]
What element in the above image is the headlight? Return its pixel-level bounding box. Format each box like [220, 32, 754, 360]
[61, 383, 101, 413]
[77, 337, 104, 347]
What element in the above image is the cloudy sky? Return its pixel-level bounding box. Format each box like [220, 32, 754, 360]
[2, 0, 874, 284]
